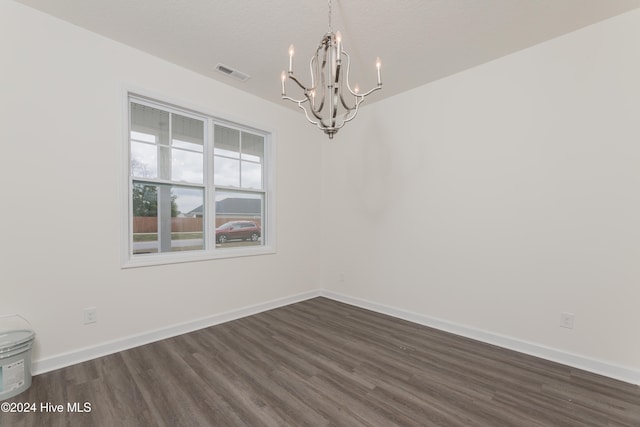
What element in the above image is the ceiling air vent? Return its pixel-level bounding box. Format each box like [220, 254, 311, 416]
[215, 63, 250, 82]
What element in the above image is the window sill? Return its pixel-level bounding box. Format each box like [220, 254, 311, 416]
[121, 245, 276, 268]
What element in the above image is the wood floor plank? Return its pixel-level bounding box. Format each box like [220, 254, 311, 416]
[1, 297, 638, 426]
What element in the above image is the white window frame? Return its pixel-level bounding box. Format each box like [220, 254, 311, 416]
[121, 92, 276, 268]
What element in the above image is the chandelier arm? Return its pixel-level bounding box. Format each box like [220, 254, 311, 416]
[335, 51, 357, 111]
[314, 45, 328, 113]
[339, 50, 383, 97]
[289, 92, 328, 129]
[294, 96, 348, 137]
[315, 96, 326, 114]
[309, 53, 317, 92]
[294, 85, 328, 125]
[308, 98, 329, 123]
[283, 87, 328, 122]
[332, 94, 340, 127]
[341, 51, 364, 97]
[282, 94, 310, 104]
[341, 50, 355, 96]
[354, 85, 383, 98]
[312, 36, 330, 88]
[297, 102, 322, 127]
[288, 39, 327, 94]
[330, 65, 342, 126]
[287, 74, 310, 92]
[339, 98, 365, 126]
[339, 92, 357, 111]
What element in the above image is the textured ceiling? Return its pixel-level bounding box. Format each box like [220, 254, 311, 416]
[14, 0, 640, 107]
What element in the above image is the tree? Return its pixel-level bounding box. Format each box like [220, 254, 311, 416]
[132, 184, 179, 217]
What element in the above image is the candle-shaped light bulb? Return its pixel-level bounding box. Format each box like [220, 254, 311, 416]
[281, 70, 287, 95]
[335, 31, 342, 57]
[354, 84, 360, 94]
[288, 45, 294, 73]
[310, 89, 316, 107]
[376, 57, 382, 85]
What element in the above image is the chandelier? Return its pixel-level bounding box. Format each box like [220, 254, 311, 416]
[280, 0, 382, 139]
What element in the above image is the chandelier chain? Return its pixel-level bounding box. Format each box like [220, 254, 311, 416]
[328, 0, 332, 33]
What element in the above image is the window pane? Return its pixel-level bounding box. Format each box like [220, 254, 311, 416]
[132, 183, 159, 254]
[172, 113, 204, 186]
[131, 141, 157, 178]
[132, 183, 204, 254]
[131, 131, 156, 144]
[172, 149, 203, 184]
[130, 103, 169, 146]
[172, 114, 204, 152]
[214, 125, 242, 187]
[241, 132, 264, 162]
[214, 125, 240, 158]
[171, 187, 204, 252]
[241, 161, 262, 189]
[214, 156, 240, 187]
[215, 191, 263, 247]
[241, 132, 263, 189]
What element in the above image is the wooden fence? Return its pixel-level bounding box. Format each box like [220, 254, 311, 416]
[133, 216, 261, 233]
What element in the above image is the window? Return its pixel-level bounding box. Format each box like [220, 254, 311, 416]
[124, 95, 273, 266]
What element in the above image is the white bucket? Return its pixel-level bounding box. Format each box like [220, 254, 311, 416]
[0, 316, 35, 401]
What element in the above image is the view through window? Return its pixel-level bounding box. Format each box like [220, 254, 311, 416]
[127, 96, 270, 263]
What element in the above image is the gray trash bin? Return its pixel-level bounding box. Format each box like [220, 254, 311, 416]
[0, 315, 35, 401]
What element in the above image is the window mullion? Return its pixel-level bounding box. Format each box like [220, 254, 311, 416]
[207, 117, 216, 250]
[132, 177, 205, 188]
[238, 131, 243, 188]
[156, 113, 172, 252]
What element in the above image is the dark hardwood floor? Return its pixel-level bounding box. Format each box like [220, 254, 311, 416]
[1, 297, 639, 426]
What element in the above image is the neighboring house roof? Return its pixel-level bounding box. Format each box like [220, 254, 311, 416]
[188, 198, 261, 216]
[188, 205, 204, 216]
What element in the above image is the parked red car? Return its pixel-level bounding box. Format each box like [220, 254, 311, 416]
[216, 221, 261, 244]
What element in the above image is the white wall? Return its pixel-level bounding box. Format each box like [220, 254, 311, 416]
[321, 9, 640, 374]
[0, 1, 324, 367]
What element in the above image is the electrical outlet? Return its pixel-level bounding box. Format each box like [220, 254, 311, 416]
[83, 307, 97, 325]
[560, 312, 574, 329]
